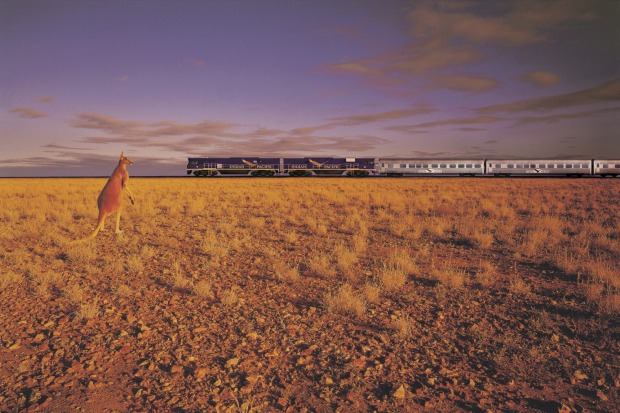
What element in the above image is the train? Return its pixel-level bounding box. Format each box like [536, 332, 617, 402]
[187, 157, 620, 177]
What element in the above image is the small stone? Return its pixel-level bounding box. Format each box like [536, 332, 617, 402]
[597, 390, 608, 401]
[558, 404, 572, 413]
[195, 368, 208, 379]
[393, 385, 406, 399]
[574, 370, 588, 381]
[226, 357, 240, 367]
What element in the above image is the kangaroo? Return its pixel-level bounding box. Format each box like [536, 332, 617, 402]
[72, 152, 135, 243]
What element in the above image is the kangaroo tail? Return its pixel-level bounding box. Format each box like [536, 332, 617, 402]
[70, 211, 107, 244]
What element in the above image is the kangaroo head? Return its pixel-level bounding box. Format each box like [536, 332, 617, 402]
[119, 152, 134, 166]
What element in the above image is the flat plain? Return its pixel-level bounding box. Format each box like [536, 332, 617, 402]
[0, 177, 618, 412]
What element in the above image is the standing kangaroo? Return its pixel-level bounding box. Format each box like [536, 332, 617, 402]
[72, 152, 135, 243]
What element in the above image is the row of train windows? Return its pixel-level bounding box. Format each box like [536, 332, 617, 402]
[496, 164, 589, 169]
[598, 164, 619, 168]
[384, 164, 481, 169]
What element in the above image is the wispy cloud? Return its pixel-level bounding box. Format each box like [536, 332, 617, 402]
[9, 107, 48, 119]
[42, 143, 92, 151]
[522, 71, 560, 88]
[479, 77, 620, 113]
[327, 106, 437, 125]
[513, 107, 620, 125]
[433, 75, 499, 92]
[386, 115, 504, 133]
[292, 106, 437, 135]
[36, 96, 55, 104]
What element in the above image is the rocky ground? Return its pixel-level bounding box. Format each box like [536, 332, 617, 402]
[0, 178, 618, 412]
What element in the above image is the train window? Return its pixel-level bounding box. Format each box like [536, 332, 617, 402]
[440, 164, 446, 168]
[508, 164, 514, 168]
[449, 164, 456, 168]
[431, 164, 438, 168]
[475, 164, 481, 168]
[557, 164, 564, 168]
[548, 164, 554, 168]
[466, 164, 472, 168]
[458, 164, 464, 168]
[566, 164, 573, 168]
[602, 164, 608, 168]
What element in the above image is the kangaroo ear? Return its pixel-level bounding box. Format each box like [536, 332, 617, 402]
[120, 151, 124, 159]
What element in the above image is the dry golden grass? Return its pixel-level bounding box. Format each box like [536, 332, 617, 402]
[273, 261, 301, 283]
[324, 283, 365, 317]
[0, 271, 24, 288]
[193, 280, 214, 299]
[220, 288, 240, 306]
[1, 177, 619, 412]
[392, 314, 415, 336]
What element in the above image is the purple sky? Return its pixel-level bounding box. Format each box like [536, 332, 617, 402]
[1, 0, 619, 176]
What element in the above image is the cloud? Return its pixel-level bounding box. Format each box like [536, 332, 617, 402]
[327, 106, 438, 125]
[514, 107, 620, 125]
[386, 115, 504, 132]
[522, 71, 560, 87]
[434, 75, 499, 92]
[388, 45, 484, 75]
[323, 61, 383, 77]
[9, 107, 48, 119]
[68, 111, 394, 156]
[42, 143, 92, 151]
[37, 96, 55, 104]
[292, 106, 437, 135]
[479, 77, 620, 113]
[69, 113, 146, 134]
[69, 113, 239, 139]
[321, 1, 596, 88]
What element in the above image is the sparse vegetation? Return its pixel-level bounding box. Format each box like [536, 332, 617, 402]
[324, 283, 365, 317]
[0, 177, 618, 412]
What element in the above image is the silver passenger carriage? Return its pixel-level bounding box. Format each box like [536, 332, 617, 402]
[487, 160, 592, 177]
[593, 160, 620, 177]
[376, 159, 485, 176]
